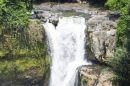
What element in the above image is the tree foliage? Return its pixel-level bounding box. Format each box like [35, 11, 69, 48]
[106, 0, 130, 85]
[0, 0, 31, 57]
[0, 1, 49, 84]
[0, 0, 33, 30]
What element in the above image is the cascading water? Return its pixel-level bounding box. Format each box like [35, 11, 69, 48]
[43, 17, 90, 86]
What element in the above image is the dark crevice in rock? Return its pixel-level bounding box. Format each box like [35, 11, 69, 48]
[107, 11, 120, 21]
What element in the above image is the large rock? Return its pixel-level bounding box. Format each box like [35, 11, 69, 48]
[32, 10, 62, 25]
[86, 15, 116, 62]
[80, 66, 113, 86]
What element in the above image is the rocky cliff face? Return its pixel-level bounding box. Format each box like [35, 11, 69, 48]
[81, 14, 116, 86]
[86, 15, 116, 62]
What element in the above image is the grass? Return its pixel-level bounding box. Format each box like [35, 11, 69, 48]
[0, 56, 48, 77]
[0, 47, 49, 79]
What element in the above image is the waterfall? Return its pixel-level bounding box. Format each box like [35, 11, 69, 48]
[43, 17, 90, 86]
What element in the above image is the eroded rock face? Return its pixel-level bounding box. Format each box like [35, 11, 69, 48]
[86, 15, 116, 62]
[80, 66, 113, 86]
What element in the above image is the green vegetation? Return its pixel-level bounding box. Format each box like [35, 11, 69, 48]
[0, 0, 130, 85]
[106, 0, 130, 85]
[0, 0, 49, 85]
[0, 18, 48, 81]
[0, 0, 30, 29]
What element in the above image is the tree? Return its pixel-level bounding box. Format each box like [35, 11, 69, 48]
[0, 0, 33, 30]
[0, 0, 33, 58]
[106, 0, 130, 85]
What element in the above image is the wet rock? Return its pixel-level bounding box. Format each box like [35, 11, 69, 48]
[86, 15, 116, 62]
[36, 11, 53, 19]
[32, 9, 63, 25]
[49, 16, 59, 26]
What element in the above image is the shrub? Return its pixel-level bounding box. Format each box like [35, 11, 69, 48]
[106, 0, 130, 85]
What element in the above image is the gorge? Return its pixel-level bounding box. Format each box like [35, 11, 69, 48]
[0, 1, 120, 86]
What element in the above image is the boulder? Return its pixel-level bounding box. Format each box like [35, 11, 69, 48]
[80, 66, 113, 86]
[32, 10, 62, 25]
[86, 15, 116, 62]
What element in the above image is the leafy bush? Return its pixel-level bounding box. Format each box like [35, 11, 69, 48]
[106, 0, 130, 85]
[0, 1, 49, 83]
[0, 0, 30, 30]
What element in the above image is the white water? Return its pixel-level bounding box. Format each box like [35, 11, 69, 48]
[43, 17, 90, 86]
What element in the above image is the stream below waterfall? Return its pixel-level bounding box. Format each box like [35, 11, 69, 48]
[43, 16, 91, 86]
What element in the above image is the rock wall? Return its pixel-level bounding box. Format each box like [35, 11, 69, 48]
[81, 14, 116, 86]
[86, 15, 116, 62]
